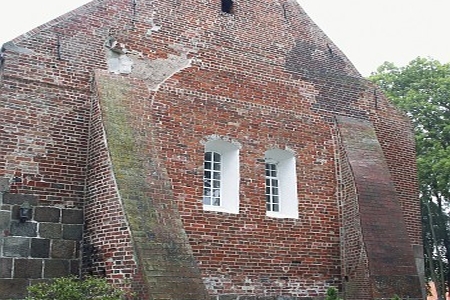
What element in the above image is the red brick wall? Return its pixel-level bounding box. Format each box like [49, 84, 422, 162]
[0, 0, 112, 206]
[0, 0, 422, 299]
[370, 90, 421, 246]
[333, 123, 372, 300]
[89, 71, 209, 299]
[335, 116, 421, 299]
[153, 86, 340, 297]
[84, 73, 143, 296]
[0, 56, 89, 206]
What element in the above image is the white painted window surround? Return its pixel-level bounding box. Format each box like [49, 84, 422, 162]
[265, 149, 298, 219]
[203, 140, 240, 214]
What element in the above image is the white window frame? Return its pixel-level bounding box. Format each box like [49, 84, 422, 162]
[203, 151, 222, 207]
[265, 161, 280, 213]
[265, 149, 298, 219]
[203, 140, 240, 214]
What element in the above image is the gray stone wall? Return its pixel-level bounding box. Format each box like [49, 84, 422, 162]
[0, 180, 83, 299]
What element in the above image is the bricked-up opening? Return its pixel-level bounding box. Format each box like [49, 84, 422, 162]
[221, 0, 233, 13]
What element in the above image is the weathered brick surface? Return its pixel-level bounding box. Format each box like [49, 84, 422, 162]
[3, 237, 30, 257]
[44, 259, 71, 278]
[84, 74, 149, 297]
[62, 209, 84, 224]
[62, 224, 83, 240]
[0, 179, 10, 192]
[3, 194, 38, 206]
[39, 222, 62, 239]
[0, 0, 422, 299]
[0, 279, 28, 299]
[333, 121, 372, 300]
[85, 72, 209, 298]
[10, 221, 37, 237]
[14, 259, 43, 279]
[335, 117, 421, 299]
[0, 211, 10, 232]
[51, 239, 77, 259]
[0, 258, 13, 278]
[30, 238, 51, 258]
[0, 192, 83, 295]
[34, 207, 61, 222]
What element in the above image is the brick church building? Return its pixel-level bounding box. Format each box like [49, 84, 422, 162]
[0, 0, 424, 299]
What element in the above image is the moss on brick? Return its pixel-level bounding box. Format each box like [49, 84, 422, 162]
[94, 71, 209, 299]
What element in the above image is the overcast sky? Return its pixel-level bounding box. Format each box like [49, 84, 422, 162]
[0, 0, 448, 76]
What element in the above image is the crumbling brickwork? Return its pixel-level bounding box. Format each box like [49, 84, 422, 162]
[0, 0, 423, 299]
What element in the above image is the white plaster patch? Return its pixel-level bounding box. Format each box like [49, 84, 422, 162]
[201, 135, 242, 149]
[2, 41, 34, 55]
[130, 54, 192, 91]
[106, 51, 134, 75]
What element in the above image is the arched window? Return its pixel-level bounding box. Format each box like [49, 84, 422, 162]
[264, 149, 298, 218]
[203, 139, 240, 214]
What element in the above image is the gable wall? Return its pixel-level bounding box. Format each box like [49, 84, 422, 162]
[0, 0, 422, 299]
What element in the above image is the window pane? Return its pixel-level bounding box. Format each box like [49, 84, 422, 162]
[272, 187, 279, 195]
[272, 203, 279, 212]
[204, 151, 222, 207]
[272, 195, 279, 204]
[205, 152, 212, 161]
[265, 162, 280, 213]
[213, 152, 221, 161]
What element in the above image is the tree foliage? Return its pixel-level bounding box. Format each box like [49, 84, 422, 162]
[369, 57, 450, 299]
[325, 287, 342, 300]
[26, 276, 126, 300]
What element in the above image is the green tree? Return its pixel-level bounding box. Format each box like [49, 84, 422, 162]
[369, 57, 450, 299]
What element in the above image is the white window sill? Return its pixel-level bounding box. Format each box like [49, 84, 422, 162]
[266, 211, 298, 219]
[203, 205, 239, 214]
